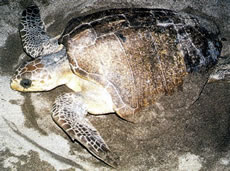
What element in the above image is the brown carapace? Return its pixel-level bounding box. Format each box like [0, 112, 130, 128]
[60, 8, 221, 121]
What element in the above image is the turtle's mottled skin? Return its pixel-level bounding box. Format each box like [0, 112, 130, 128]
[10, 5, 222, 167]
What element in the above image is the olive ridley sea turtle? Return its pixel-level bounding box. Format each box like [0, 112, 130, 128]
[10, 4, 228, 167]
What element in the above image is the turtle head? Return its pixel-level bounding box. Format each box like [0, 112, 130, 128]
[208, 57, 230, 83]
[11, 49, 72, 92]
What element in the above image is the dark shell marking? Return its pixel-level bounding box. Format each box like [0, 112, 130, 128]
[60, 8, 221, 120]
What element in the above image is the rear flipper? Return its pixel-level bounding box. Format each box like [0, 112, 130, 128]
[52, 93, 119, 167]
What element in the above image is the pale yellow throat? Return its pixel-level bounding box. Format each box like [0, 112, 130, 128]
[65, 74, 82, 92]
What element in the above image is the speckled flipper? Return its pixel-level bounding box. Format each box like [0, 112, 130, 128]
[19, 5, 60, 58]
[52, 93, 118, 167]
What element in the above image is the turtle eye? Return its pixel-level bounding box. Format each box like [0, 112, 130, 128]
[20, 79, 32, 88]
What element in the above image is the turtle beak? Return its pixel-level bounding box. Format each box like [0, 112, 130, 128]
[10, 79, 23, 91]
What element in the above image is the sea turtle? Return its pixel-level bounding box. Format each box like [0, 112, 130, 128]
[10, 4, 225, 167]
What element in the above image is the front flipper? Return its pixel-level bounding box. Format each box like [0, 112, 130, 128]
[52, 93, 118, 167]
[19, 5, 61, 58]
